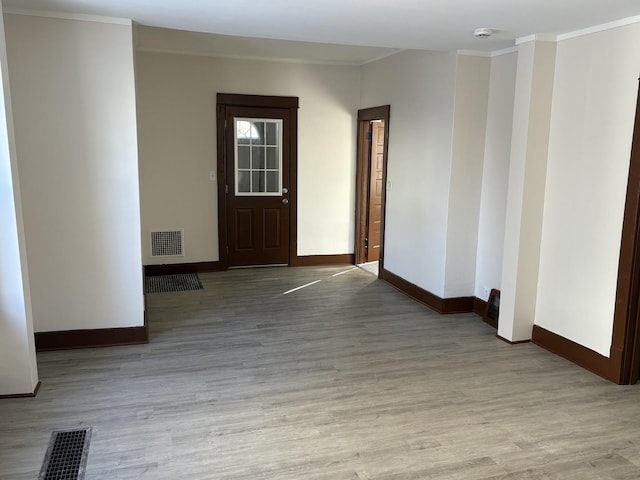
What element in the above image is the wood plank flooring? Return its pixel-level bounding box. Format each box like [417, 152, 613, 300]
[2, 266, 640, 479]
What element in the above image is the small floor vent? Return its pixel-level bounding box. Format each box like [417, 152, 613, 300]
[151, 230, 184, 257]
[145, 273, 203, 294]
[39, 427, 92, 480]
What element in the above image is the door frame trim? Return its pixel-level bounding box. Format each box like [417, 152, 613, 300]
[610, 80, 640, 384]
[354, 105, 390, 271]
[216, 93, 299, 269]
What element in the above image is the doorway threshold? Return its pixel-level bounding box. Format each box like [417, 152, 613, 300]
[357, 261, 379, 277]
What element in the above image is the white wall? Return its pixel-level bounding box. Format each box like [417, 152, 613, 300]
[474, 52, 517, 300]
[534, 24, 640, 356]
[444, 54, 490, 298]
[0, 6, 38, 395]
[5, 13, 144, 332]
[360, 50, 457, 296]
[499, 40, 557, 342]
[135, 51, 360, 264]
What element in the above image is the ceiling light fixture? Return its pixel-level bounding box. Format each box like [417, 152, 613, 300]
[474, 28, 494, 38]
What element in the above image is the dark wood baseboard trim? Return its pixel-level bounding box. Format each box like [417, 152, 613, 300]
[144, 261, 224, 276]
[0, 381, 41, 399]
[441, 296, 475, 314]
[474, 297, 498, 328]
[532, 325, 610, 380]
[35, 326, 149, 352]
[496, 335, 531, 345]
[474, 297, 488, 316]
[295, 254, 355, 267]
[379, 268, 474, 315]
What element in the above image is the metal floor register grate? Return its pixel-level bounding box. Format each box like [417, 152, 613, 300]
[145, 273, 203, 294]
[39, 428, 92, 480]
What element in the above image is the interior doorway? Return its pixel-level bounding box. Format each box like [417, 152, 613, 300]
[355, 105, 390, 276]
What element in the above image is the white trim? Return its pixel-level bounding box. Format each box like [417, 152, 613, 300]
[3, 8, 131, 25]
[558, 15, 640, 41]
[516, 33, 558, 45]
[136, 47, 375, 66]
[457, 50, 491, 57]
[491, 46, 518, 57]
[360, 49, 406, 65]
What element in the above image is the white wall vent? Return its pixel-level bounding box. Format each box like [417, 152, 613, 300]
[151, 230, 184, 257]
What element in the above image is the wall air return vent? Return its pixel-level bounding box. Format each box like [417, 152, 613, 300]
[151, 230, 184, 257]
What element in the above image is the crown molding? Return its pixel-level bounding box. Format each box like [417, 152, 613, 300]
[516, 33, 558, 45]
[491, 46, 518, 57]
[3, 8, 131, 26]
[136, 47, 367, 66]
[457, 50, 491, 57]
[558, 15, 640, 41]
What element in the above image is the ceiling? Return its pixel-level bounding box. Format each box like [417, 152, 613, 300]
[5, 0, 640, 63]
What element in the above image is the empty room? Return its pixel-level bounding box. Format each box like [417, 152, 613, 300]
[3, 0, 640, 478]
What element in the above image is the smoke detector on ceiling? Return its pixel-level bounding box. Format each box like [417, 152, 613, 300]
[474, 28, 494, 38]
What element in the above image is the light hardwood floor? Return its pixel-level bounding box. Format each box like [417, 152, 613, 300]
[2, 266, 640, 479]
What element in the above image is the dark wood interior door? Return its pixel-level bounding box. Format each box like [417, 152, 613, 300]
[225, 106, 291, 266]
[366, 120, 385, 262]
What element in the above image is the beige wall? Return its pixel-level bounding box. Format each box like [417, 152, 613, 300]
[360, 50, 458, 296]
[474, 52, 517, 301]
[135, 51, 361, 264]
[444, 54, 491, 298]
[5, 13, 144, 332]
[0, 7, 38, 395]
[535, 23, 640, 356]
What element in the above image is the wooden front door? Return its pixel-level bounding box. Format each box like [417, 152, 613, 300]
[217, 94, 298, 268]
[367, 121, 385, 262]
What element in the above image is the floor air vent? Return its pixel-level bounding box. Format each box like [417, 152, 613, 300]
[145, 273, 203, 294]
[151, 230, 184, 257]
[39, 428, 92, 480]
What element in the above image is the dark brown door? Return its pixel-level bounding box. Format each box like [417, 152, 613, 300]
[224, 106, 291, 266]
[367, 121, 385, 262]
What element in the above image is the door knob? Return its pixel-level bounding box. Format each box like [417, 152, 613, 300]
[282, 187, 288, 194]
[282, 198, 289, 204]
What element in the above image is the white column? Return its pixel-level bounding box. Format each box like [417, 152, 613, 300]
[498, 37, 557, 342]
[0, 6, 38, 396]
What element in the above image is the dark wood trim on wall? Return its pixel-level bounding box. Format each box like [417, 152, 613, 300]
[144, 261, 224, 276]
[35, 326, 148, 352]
[532, 325, 609, 380]
[288, 107, 300, 267]
[611, 79, 640, 385]
[0, 381, 41, 400]
[296, 254, 355, 267]
[474, 297, 488, 316]
[216, 102, 229, 269]
[379, 267, 474, 315]
[441, 296, 475, 314]
[217, 94, 299, 109]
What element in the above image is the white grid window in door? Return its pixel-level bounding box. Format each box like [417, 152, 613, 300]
[234, 118, 282, 196]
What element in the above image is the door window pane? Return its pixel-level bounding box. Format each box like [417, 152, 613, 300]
[266, 147, 278, 169]
[237, 171, 250, 193]
[266, 123, 277, 145]
[250, 121, 265, 145]
[234, 117, 283, 196]
[251, 147, 265, 169]
[237, 146, 250, 169]
[266, 171, 278, 192]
